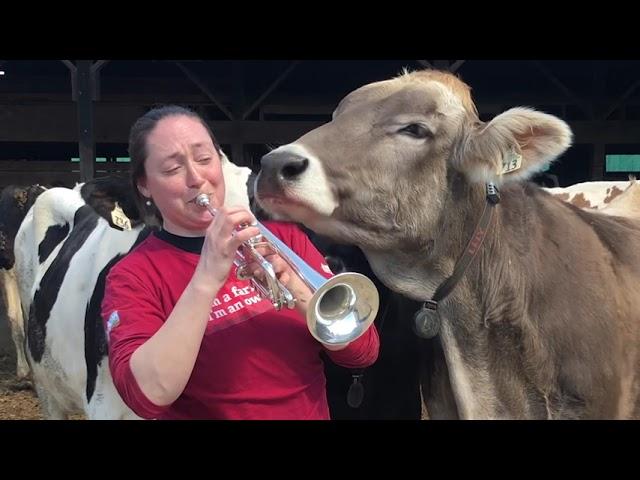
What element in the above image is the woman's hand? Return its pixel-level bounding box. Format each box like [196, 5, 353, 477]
[192, 206, 260, 290]
[244, 246, 293, 286]
[243, 243, 314, 315]
[242, 241, 351, 350]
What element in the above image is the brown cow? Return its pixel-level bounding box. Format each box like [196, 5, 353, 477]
[255, 69, 640, 419]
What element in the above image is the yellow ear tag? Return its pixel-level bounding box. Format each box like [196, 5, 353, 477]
[500, 147, 523, 175]
[111, 202, 132, 231]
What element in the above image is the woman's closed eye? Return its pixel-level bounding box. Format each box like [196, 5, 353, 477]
[163, 165, 181, 175]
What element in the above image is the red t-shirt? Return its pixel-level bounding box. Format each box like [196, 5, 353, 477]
[101, 221, 379, 420]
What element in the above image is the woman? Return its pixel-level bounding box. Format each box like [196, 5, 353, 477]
[101, 105, 379, 419]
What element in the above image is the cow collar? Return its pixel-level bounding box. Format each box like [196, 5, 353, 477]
[413, 182, 500, 339]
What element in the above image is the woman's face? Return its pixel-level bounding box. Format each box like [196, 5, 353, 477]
[137, 115, 226, 236]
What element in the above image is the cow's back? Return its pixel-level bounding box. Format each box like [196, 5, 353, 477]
[518, 188, 640, 418]
[599, 179, 640, 219]
[544, 180, 632, 210]
[15, 188, 85, 319]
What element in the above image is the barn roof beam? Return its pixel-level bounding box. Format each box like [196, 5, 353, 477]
[5, 106, 640, 145]
[601, 78, 640, 121]
[60, 60, 110, 182]
[76, 61, 95, 182]
[174, 61, 235, 121]
[416, 60, 466, 73]
[61, 60, 109, 101]
[531, 60, 594, 120]
[241, 61, 301, 120]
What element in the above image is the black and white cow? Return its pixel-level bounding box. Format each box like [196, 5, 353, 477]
[14, 156, 253, 419]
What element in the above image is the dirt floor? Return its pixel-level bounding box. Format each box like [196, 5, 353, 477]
[0, 353, 84, 420]
[0, 353, 43, 419]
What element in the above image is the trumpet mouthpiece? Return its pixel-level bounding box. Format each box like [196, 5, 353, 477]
[196, 194, 210, 207]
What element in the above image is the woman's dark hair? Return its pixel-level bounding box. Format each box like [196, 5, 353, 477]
[128, 105, 221, 223]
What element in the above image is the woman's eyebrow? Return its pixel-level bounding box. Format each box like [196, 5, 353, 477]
[162, 143, 212, 161]
[164, 151, 185, 161]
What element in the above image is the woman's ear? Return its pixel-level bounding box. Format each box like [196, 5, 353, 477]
[137, 177, 150, 198]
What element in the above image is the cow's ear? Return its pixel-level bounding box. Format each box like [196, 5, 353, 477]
[14, 188, 29, 209]
[457, 107, 573, 185]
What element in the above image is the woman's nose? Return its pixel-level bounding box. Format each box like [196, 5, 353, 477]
[186, 163, 205, 187]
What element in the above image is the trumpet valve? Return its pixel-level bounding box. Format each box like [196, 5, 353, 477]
[236, 264, 252, 281]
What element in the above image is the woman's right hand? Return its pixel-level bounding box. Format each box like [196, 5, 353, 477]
[192, 206, 260, 290]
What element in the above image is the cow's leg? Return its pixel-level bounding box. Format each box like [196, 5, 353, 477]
[86, 366, 141, 420]
[10, 320, 29, 380]
[34, 384, 68, 420]
[0, 268, 30, 379]
[28, 378, 68, 420]
[89, 399, 141, 420]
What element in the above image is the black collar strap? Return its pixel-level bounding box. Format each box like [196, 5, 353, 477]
[414, 182, 500, 339]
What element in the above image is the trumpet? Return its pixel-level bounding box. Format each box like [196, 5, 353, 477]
[196, 193, 379, 346]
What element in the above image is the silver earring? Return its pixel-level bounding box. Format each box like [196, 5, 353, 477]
[145, 199, 152, 206]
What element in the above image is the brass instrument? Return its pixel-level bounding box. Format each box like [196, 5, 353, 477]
[196, 193, 379, 345]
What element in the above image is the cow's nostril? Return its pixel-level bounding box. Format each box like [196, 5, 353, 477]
[281, 158, 309, 180]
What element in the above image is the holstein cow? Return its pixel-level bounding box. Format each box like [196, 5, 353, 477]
[598, 177, 640, 219]
[255, 69, 640, 419]
[14, 155, 252, 419]
[0, 184, 47, 379]
[544, 177, 635, 210]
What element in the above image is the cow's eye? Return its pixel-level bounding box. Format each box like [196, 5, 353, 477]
[399, 123, 432, 139]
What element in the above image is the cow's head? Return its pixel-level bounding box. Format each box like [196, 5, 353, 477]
[0, 184, 47, 269]
[79, 175, 148, 230]
[256, 69, 572, 250]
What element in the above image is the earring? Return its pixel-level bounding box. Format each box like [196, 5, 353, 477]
[145, 199, 152, 206]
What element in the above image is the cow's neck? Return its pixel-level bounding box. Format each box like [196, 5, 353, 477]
[364, 175, 491, 300]
[365, 178, 552, 419]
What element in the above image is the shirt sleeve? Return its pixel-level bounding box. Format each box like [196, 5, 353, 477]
[322, 323, 380, 369]
[101, 260, 170, 420]
[264, 221, 380, 369]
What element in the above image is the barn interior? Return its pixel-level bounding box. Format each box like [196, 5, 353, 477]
[2, 59, 640, 190]
[2, 59, 640, 420]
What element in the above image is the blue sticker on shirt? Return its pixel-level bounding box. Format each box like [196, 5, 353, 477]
[106, 310, 120, 336]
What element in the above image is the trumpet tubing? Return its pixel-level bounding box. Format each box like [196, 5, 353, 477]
[195, 193, 379, 345]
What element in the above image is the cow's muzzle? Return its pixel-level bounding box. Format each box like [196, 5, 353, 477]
[259, 151, 309, 192]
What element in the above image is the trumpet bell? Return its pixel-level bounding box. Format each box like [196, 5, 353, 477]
[307, 272, 379, 346]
